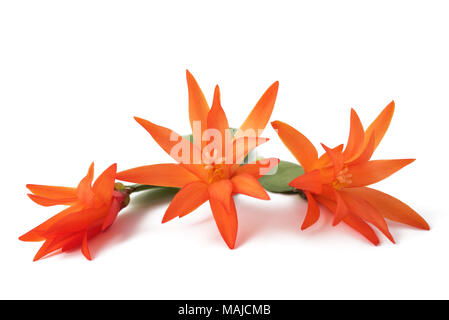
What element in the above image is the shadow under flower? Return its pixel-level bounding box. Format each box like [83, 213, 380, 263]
[234, 192, 401, 247]
[234, 193, 320, 247]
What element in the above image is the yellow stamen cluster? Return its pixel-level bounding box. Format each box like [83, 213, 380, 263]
[204, 157, 228, 183]
[332, 167, 353, 190]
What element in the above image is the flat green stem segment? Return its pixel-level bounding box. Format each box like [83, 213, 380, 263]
[127, 184, 157, 194]
[259, 160, 305, 194]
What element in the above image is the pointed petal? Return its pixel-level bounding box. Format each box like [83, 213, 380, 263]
[227, 136, 269, 166]
[235, 81, 279, 139]
[348, 132, 375, 166]
[208, 180, 233, 212]
[209, 195, 238, 249]
[314, 194, 380, 245]
[60, 233, 84, 252]
[333, 190, 349, 226]
[343, 214, 380, 245]
[315, 145, 344, 169]
[321, 143, 344, 176]
[339, 190, 395, 243]
[301, 191, 320, 230]
[288, 170, 322, 194]
[77, 163, 95, 204]
[117, 164, 200, 188]
[208, 85, 229, 132]
[27, 194, 77, 207]
[19, 203, 85, 242]
[46, 232, 81, 253]
[364, 101, 395, 152]
[208, 180, 238, 249]
[347, 187, 429, 230]
[316, 145, 343, 167]
[231, 173, 270, 200]
[101, 191, 124, 231]
[93, 164, 117, 205]
[206, 85, 231, 157]
[234, 158, 279, 179]
[343, 109, 365, 161]
[60, 226, 104, 254]
[186, 70, 210, 146]
[46, 207, 105, 236]
[26, 184, 77, 199]
[81, 232, 92, 260]
[33, 239, 56, 261]
[348, 159, 415, 187]
[134, 117, 206, 179]
[162, 181, 209, 223]
[134, 117, 196, 162]
[271, 121, 318, 172]
[19, 231, 45, 242]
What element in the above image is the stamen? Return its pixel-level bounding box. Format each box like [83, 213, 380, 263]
[332, 166, 352, 189]
[205, 158, 228, 183]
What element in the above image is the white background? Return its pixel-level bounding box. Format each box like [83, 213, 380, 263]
[1, 1, 448, 299]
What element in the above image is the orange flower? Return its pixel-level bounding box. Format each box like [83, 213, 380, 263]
[272, 101, 429, 245]
[20, 163, 127, 261]
[117, 71, 279, 248]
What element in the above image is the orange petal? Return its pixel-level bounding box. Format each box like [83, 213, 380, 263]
[343, 109, 365, 161]
[206, 85, 231, 157]
[101, 193, 123, 231]
[33, 239, 55, 261]
[27, 194, 77, 207]
[162, 181, 209, 223]
[343, 214, 380, 246]
[363, 101, 395, 152]
[26, 184, 77, 199]
[134, 117, 196, 162]
[19, 230, 45, 242]
[46, 232, 81, 253]
[134, 117, 206, 179]
[117, 164, 200, 188]
[81, 232, 92, 260]
[234, 158, 279, 179]
[315, 145, 344, 169]
[209, 195, 238, 249]
[208, 85, 229, 132]
[271, 120, 318, 172]
[231, 173, 270, 200]
[348, 159, 415, 187]
[186, 70, 210, 147]
[92, 164, 117, 205]
[339, 190, 395, 243]
[234, 81, 279, 139]
[321, 143, 344, 177]
[288, 169, 322, 194]
[346, 187, 429, 230]
[60, 235, 84, 252]
[19, 203, 85, 242]
[347, 132, 375, 166]
[333, 190, 349, 226]
[208, 179, 233, 212]
[227, 136, 269, 166]
[315, 194, 380, 245]
[301, 191, 320, 230]
[34, 232, 89, 261]
[77, 162, 95, 204]
[45, 207, 105, 236]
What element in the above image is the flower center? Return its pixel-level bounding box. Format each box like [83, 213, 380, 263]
[204, 157, 228, 183]
[332, 166, 352, 190]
